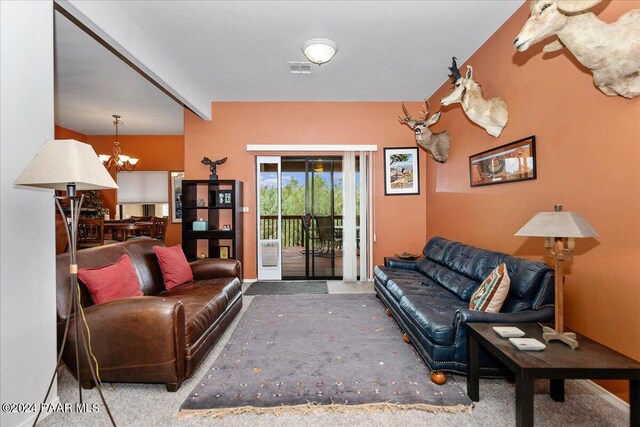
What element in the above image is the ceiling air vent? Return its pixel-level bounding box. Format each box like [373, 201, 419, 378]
[288, 61, 312, 74]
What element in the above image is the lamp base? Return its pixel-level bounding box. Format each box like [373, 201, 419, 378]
[541, 325, 579, 349]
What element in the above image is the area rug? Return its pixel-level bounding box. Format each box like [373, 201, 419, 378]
[243, 280, 328, 295]
[179, 294, 472, 418]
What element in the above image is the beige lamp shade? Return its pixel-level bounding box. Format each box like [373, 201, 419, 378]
[14, 139, 118, 191]
[515, 206, 598, 238]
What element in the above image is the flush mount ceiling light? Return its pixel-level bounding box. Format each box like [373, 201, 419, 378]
[302, 38, 337, 65]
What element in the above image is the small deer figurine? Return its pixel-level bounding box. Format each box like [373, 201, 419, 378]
[440, 57, 508, 138]
[514, 0, 640, 99]
[398, 101, 450, 163]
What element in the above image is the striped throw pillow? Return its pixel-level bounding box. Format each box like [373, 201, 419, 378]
[469, 263, 510, 313]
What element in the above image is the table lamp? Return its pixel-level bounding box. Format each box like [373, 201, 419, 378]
[14, 139, 118, 425]
[515, 204, 598, 348]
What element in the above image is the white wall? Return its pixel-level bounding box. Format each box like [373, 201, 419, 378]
[1, 2, 57, 426]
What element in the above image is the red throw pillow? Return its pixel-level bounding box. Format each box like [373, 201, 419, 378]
[78, 255, 143, 305]
[153, 244, 193, 290]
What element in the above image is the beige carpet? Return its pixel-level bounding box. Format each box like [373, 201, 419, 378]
[39, 282, 629, 426]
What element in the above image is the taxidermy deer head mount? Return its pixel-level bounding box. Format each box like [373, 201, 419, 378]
[398, 101, 450, 163]
[514, 0, 640, 99]
[440, 57, 509, 138]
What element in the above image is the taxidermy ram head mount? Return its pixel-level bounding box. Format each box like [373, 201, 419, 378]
[514, 0, 640, 99]
[441, 57, 509, 138]
[398, 101, 449, 163]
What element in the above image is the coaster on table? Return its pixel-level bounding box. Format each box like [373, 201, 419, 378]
[493, 326, 525, 338]
[509, 337, 546, 351]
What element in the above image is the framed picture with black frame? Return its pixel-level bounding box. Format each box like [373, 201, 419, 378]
[216, 190, 232, 207]
[384, 147, 420, 195]
[469, 135, 536, 187]
[170, 171, 184, 223]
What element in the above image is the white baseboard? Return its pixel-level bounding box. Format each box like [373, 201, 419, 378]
[576, 379, 629, 415]
[18, 396, 59, 427]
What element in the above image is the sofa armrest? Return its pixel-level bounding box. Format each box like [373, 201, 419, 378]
[385, 258, 419, 271]
[190, 258, 241, 280]
[64, 296, 186, 379]
[454, 306, 554, 325]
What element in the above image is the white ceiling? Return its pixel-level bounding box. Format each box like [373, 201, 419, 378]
[54, 0, 524, 135]
[54, 12, 185, 135]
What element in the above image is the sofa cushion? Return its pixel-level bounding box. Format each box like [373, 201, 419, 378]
[398, 288, 468, 345]
[160, 277, 242, 347]
[423, 238, 507, 283]
[120, 238, 166, 296]
[153, 244, 193, 290]
[421, 237, 552, 305]
[374, 265, 416, 287]
[503, 258, 552, 300]
[374, 266, 429, 301]
[416, 260, 480, 301]
[469, 263, 510, 312]
[78, 255, 143, 305]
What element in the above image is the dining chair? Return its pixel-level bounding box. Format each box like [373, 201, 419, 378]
[151, 217, 169, 243]
[78, 217, 105, 249]
[131, 215, 153, 238]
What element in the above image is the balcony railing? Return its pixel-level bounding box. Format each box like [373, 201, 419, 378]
[260, 215, 343, 247]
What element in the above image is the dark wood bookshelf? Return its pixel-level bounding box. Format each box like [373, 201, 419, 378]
[181, 180, 243, 275]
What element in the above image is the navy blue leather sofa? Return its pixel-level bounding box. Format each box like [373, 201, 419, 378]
[374, 236, 554, 377]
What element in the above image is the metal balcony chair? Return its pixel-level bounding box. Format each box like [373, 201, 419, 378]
[315, 216, 342, 256]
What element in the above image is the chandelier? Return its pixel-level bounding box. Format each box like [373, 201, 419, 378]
[98, 114, 139, 171]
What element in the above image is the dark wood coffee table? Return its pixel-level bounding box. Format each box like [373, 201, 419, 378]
[466, 323, 639, 427]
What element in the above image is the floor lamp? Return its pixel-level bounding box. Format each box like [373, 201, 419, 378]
[515, 204, 598, 349]
[14, 140, 118, 426]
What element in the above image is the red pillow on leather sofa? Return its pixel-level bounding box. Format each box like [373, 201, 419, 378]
[78, 254, 143, 304]
[153, 244, 193, 290]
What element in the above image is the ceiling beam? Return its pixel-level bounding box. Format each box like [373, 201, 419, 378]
[247, 145, 378, 152]
[55, 0, 211, 121]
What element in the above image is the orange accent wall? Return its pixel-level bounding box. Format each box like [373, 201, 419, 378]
[54, 125, 87, 142]
[184, 102, 430, 280]
[86, 134, 184, 247]
[425, 1, 639, 402]
[54, 126, 184, 247]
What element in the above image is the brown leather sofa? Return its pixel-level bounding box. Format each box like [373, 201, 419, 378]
[55, 238, 242, 391]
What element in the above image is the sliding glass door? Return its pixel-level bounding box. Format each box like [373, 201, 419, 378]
[277, 157, 343, 279]
[304, 158, 342, 279]
[256, 154, 369, 281]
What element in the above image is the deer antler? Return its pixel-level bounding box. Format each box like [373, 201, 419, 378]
[398, 103, 416, 125]
[420, 100, 431, 120]
[448, 57, 462, 83]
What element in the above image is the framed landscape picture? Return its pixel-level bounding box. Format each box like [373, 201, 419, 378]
[170, 171, 185, 223]
[469, 136, 536, 187]
[384, 147, 420, 195]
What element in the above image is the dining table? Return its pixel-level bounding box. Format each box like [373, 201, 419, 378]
[104, 220, 154, 242]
